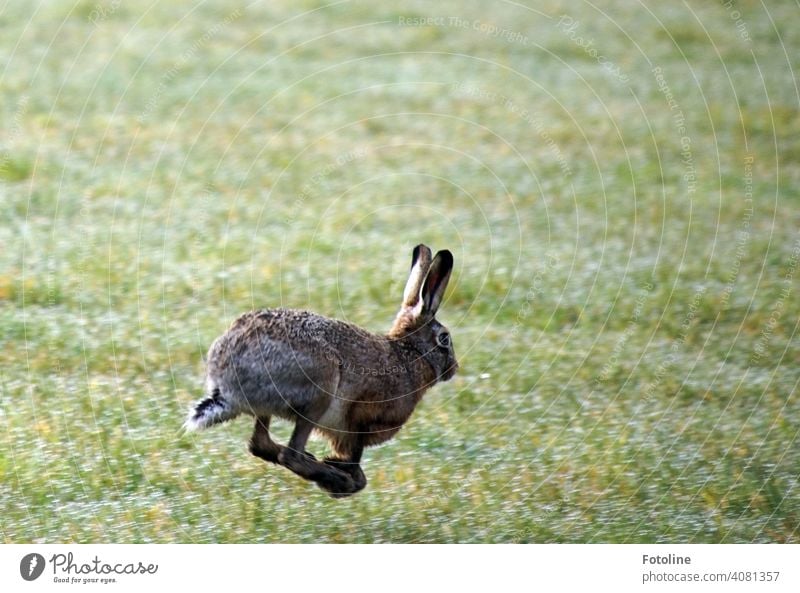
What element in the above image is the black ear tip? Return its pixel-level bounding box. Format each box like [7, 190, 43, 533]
[436, 250, 454, 267]
[411, 244, 431, 266]
[411, 245, 421, 267]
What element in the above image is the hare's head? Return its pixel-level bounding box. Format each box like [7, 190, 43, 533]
[390, 244, 459, 382]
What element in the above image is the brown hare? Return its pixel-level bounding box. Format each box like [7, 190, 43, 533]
[184, 244, 458, 497]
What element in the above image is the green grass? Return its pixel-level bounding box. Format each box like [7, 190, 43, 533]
[2, 0, 799, 543]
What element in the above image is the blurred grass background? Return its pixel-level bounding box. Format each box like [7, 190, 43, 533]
[1, 0, 799, 542]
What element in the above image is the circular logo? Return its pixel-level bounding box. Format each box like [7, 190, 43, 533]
[20, 553, 46, 581]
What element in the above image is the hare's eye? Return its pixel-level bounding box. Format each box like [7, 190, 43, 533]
[436, 331, 451, 348]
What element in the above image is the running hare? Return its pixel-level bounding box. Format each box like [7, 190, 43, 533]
[184, 245, 458, 497]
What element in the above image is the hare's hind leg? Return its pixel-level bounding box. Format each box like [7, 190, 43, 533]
[277, 402, 357, 496]
[248, 416, 284, 464]
[324, 437, 367, 493]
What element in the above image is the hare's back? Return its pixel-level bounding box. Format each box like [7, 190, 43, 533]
[207, 308, 339, 369]
[205, 309, 344, 416]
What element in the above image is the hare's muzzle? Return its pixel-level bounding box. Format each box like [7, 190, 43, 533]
[441, 361, 459, 382]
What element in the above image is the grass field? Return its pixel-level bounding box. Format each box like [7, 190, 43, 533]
[2, 0, 799, 543]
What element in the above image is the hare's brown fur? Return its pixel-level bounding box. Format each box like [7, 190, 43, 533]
[185, 244, 457, 497]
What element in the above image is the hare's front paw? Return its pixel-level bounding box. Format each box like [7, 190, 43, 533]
[316, 466, 359, 498]
[324, 457, 367, 493]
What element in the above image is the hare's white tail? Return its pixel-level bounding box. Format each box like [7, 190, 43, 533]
[183, 386, 237, 432]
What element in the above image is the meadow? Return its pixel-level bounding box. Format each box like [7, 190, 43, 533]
[1, 0, 799, 542]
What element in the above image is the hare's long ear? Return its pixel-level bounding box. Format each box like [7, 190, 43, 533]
[402, 244, 433, 308]
[420, 250, 453, 316]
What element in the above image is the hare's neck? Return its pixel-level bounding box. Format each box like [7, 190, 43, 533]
[391, 338, 438, 389]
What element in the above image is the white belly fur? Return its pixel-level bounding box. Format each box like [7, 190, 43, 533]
[317, 394, 349, 432]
